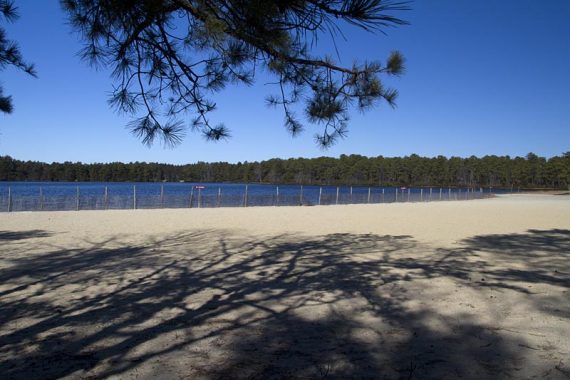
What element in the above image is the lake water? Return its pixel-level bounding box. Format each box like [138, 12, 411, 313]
[0, 182, 505, 212]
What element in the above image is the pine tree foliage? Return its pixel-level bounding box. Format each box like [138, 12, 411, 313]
[61, 0, 409, 147]
[2, 153, 569, 190]
[0, 0, 36, 114]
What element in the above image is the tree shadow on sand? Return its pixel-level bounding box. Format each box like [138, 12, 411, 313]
[0, 230, 51, 241]
[0, 229, 568, 379]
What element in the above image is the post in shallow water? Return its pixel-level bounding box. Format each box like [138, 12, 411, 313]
[276, 186, 279, 206]
[7, 187, 12, 212]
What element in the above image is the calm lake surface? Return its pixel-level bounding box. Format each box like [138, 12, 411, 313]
[0, 182, 506, 196]
[0, 182, 507, 212]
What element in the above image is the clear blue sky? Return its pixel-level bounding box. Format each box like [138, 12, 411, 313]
[1, 0, 569, 164]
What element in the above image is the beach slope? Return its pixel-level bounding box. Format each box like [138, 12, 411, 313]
[1, 194, 569, 379]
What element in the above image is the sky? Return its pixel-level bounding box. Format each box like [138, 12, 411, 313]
[1, 0, 569, 164]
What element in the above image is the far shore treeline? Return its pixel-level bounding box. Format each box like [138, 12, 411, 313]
[0, 153, 568, 189]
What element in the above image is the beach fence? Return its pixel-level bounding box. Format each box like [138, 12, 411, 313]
[0, 185, 493, 213]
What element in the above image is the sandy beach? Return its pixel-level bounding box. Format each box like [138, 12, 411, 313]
[1, 194, 569, 379]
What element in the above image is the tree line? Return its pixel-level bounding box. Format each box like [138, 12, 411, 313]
[0, 153, 568, 189]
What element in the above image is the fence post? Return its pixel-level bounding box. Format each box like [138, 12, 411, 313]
[133, 185, 136, 209]
[382, 188, 385, 203]
[76, 186, 80, 211]
[336, 186, 339, 205]
[40, 187, 43, 211]
[244, 184, 248, 207]
[318, 186, 322, 205]
[7, 186, 11, 212]
[407, 188, 410, 202]
[198, 188, 202, 208]
[276, 186, 279, 206]
[439, 188, 442, 200]
[189, 187, 194, 208]
[350, 186, 353, 203]
[160, 184, 164, 208]
[218, 187, 221, 207]
[104, 186, 108, 210]
[429, 187, 433, 201]
[395, 188, 398, 202]
[299, 185, 303, 205]
[367, 187, 371, 203]
[420, 188, 423, 202]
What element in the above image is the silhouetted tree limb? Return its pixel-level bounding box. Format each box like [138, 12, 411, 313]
[0, 0, 36, 114]
[62, 0, 409, 147]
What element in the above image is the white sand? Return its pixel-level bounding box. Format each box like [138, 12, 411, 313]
[1, 193, 568, 244]
[1, 194, 569, 379]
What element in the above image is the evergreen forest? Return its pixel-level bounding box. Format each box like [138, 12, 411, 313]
[1, 153, 568, 189]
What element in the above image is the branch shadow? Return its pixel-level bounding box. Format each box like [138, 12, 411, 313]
[0, 230, 52, 241]
[0, 229, 568, 379]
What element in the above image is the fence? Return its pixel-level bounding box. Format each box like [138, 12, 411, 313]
[0, 185, 494, 213]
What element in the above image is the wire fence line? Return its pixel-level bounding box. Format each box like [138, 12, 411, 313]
[0, 185, 493, 213]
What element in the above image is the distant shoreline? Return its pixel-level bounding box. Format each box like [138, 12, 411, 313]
[2, 154, 568, 190]
[0, 180, 565, 192]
